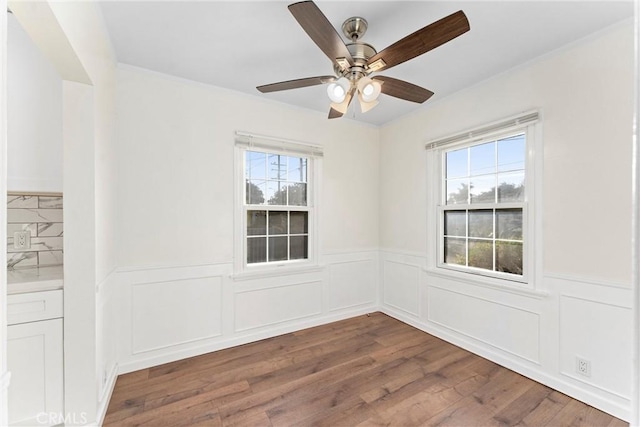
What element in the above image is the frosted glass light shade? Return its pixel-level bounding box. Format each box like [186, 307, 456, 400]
[358, 93, 379, 113]
[327, 77, 350, 103]
[356, 77, 382, 103]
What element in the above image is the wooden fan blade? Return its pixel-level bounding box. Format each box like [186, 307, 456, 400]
[328, 88, 355, 119]
[257, 76, 336, 93]
[289, 1, 354, 68]
[367, 10, 469, 72]
[328, 107, 344, 119]
[373, 76, 434, 103]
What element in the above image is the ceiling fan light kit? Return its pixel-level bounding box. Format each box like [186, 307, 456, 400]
[357, 77, 382, 103]
[327, 77, 351, 103]
[256, 1, 470, 119]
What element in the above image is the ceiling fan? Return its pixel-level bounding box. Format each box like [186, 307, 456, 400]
[257, 1, 470, 119]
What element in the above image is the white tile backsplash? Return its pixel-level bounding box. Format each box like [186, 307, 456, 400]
[7, 223, 37, 236]
[37, 222, 63, 237]
[38, 251, 64, 266]
[38, 196, 63, 209]
[7, 195, 38, 208]
[7, 252, 37, 269]
[7, 193, 63, 269]
[7, 208, 64, 223]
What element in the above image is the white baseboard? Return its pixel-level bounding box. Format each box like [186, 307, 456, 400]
[118, 304, 377, 375]
[95, 363, 118, 426]
[380, 305, 630, 422]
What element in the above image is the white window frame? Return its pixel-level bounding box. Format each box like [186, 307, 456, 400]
[233, 131, 322, 279]
[425, 111, 543, 291]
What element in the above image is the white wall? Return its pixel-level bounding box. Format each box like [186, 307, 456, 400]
[0, 2, 8, 425]
[9, 1, 119, 424]
[6, 13, 62, 193]
[379, 21, 634, 420]
[114, 66, 380, 372]
[47, 2, 119, 423]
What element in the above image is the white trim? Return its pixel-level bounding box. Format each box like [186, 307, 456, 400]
[235, 131, 323, 157]
[424, 268, 549, 299]
[95, 266, 117, 293]
[230, 264, 325, 281]
[425, 110, 539, 150]
[0, 371, 10, 390]
[0, 3, 8, 425]
[545, 272, 630, 290]
[95, 363, 118, 427]
[117, 260, 232, 274]
[428, 119, 542, 290]
[234, 140, 322, 276]
[378, 247, 428, 259]
[632, 2, 640, 425]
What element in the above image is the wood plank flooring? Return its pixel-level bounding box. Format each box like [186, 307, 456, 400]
[104, 312, 628, 427]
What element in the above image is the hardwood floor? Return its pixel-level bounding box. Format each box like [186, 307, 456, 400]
[104, 313, 627, 426]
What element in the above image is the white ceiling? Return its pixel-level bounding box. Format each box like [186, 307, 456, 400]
[100, 1, 633, 126]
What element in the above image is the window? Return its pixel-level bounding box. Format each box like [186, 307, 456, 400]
[234, 131, 321, 274]
[245, 151, 310, 264]
[426, 111, 539, 285]
[441, 133, 526, 279]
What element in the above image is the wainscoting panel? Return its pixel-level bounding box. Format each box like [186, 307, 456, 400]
[131, 276, 223, 354]
[382, 259, 420, 316]
[96, 270, 119, 426]
[117, 255, 378, 374]
[327, 259, 376, 312]
[235, 280, 323, 332]
[428, 286, 540, 363]
[559, 295, 632, 399]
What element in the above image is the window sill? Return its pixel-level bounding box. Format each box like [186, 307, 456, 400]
[423, 267, 549, 299]
[231, 263, 325, 281]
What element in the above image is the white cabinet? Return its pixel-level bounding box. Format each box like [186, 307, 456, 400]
[7, 290, 63, 427]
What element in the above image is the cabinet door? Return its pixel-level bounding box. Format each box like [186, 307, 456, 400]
[8, 319, 63, 426]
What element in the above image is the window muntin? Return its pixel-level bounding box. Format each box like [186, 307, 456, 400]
[244, 150, 310, 265]
[441, 133, 526, 279]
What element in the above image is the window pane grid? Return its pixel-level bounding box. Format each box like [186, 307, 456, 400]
[442, 133, 526, 278]
[245, 151, 308, 207]
[246, 210, 309, 264]
[443, 207, 523, 275]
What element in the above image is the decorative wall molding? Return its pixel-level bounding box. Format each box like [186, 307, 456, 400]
[109, 248, 633, 421]
[0, 371, 10, 390]
[131, 276, 224, 354]
[327, 258, 376, 312]
[427, 286, 540, 363]
[545, 272, 630, 290]
[381, 304, 630, 421]
[96, 266, 117, 293]
[559, 295, 632, 400]
[382, 259, 420, 316]
[234, 280, 323, 332]
[380, 248, 633, 421]
[116, 252, 378, 374]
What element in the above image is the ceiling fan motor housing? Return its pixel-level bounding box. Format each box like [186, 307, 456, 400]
[342, 16, 368, 41]
[334, 42, 378, 81]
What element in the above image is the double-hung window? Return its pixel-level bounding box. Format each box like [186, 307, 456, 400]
[245, 151, 309, 264]
[235, 132, 321, 273]
[428, 112, 539, 285]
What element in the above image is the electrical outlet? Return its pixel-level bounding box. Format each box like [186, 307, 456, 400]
[576, 356, 591, 377]
[13, 231, 31, 250]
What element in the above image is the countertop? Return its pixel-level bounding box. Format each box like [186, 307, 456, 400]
[7, 265, 64, 295]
